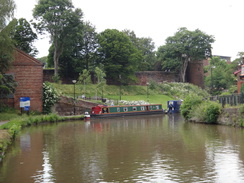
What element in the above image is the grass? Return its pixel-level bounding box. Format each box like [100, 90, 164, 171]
[0, 107, 20, 121]
[0, 113, 20, 121]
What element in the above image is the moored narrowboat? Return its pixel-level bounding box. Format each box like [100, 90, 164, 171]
[91, 104, 164, 118]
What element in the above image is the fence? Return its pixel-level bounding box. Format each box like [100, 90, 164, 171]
[209, 93, 244, 106]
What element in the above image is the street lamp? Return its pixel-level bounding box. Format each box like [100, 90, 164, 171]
[147, 82, 149, 102]
[72, 80, 77, 115]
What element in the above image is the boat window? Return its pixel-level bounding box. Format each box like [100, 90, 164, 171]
[141, 106, 145, 111]
[123, 107, 128, 112]
[102, 107, 108, 113]
[156, 106, 159, 109]
[133, 107, 137, 111]
[117, 107, 120, 112]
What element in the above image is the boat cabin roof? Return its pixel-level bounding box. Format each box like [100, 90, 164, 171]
[93, 104, 162, 108]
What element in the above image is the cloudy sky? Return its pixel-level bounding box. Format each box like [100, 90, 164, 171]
[15, 0, 244, 60]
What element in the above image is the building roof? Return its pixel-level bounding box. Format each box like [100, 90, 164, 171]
[234, 69, 241, 75]
[13, 48, 44, 67]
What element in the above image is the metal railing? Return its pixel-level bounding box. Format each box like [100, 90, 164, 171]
[209, 93, 244, 106]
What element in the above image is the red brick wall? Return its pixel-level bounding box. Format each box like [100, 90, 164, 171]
[186, 61, 204, 88]
[135, 71, 178, 85]
[237, 81, 244, 93]
[6, 49, 43, 112]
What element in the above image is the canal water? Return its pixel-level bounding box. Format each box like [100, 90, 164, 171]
[0, 114, 244, 183]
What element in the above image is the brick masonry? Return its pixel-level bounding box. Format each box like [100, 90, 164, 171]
[54, 96, 97, 116]
[5, 49, 44, 112]
[186, 60, 205, 88]
[135, 71, 179, 85]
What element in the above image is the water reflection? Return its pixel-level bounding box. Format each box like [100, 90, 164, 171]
[32, 150, 55, 183]
[0, 114, 244, 183]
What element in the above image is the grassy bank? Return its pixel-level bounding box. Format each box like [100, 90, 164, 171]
[51, 82, 209, 109]
[0, 108, 20, 121]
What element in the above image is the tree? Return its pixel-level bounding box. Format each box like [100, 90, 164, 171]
[157, 27, 215, 82]
[33, 0, 83, 76]
[58, 21, 99, 79]
[11, 18, 38, 56]
[94, 67, 106, 98]
[98, 29, 142, 84]
[124, 30, 157, 71]
[0, 0, 15, 31]
[37, 56, 47, 67]
[0, 20, 16, 73]
[78, 69, 91, 95]
[231, 52, 244, 71]
[80, 21, 99, 70]
[0, 73, 17, 99]
[0, 0, 17, 104]
[0, 0, 16, 73]
[205, 56, 236, 94]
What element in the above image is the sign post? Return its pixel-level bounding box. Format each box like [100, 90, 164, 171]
[20, 97, 30, 114]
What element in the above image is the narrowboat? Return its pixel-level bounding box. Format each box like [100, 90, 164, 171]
[91, 104, 164, 118]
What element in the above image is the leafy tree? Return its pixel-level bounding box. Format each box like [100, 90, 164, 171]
[205, 56, 236, 94]
[37, 56, 47, 67]
[0, 0, 16, 73]
[78, 69, 91, 95]
[0, 20, 16, 73]
[80, 21, 99, 70]
[0, 0, 15, 30]
[231, 52, 244, 72]
[33, 0, 83, 76]
[11, 18, 38, 56]
[58, 21, 99, 79]
[0, 74, 17, 98]
[241, 83, 244, 94]
[157, 27, 215, 82]
[124, 30, 157, 71]
[95, 66, 106, 86]
[0, 0, 17, 103]
[94, 67, 106, 98]
[98, 29, 142, 84]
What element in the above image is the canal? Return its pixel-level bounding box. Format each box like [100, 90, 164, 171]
[0, 114, 244, 183]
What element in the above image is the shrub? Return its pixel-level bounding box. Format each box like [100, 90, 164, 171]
[239, 104, 244, 114]
[188, 100, 222, 123]
[180, 94, 203, 120]
[203, 101, 222, 123]
[189, 102, 207, 122]
[43, 82, 59, 114]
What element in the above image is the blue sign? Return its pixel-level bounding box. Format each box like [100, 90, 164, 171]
[20, 97, 30, 111]
[24, 106, 30, 111]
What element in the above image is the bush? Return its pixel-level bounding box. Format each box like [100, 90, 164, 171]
[43, 82, 59, 114]
[203, 101, 222, 123]
[180, 94, 203, 120]
[186, 100, 222, 124]
[190, 102, 207, 122]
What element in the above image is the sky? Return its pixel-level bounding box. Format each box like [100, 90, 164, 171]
[14, 0, 244, 60]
